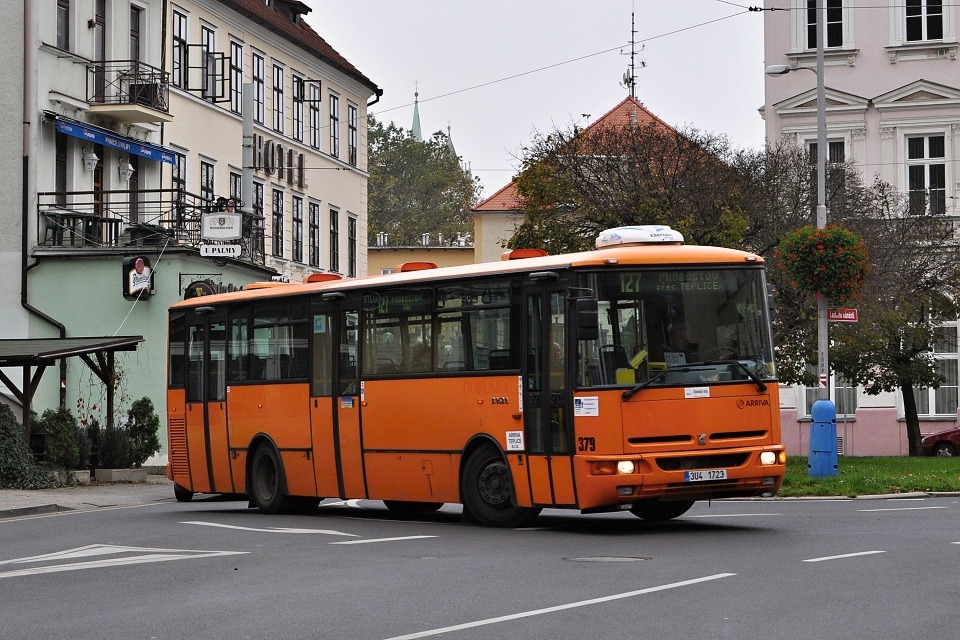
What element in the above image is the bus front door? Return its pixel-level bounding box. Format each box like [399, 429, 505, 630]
[522, 286, 576, 508]
[184, 310, 233, 494]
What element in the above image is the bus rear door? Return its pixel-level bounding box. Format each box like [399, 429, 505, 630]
[309, 299, 366, 499]
[522, 283, 576, 508]
[184, 307, 233, 494]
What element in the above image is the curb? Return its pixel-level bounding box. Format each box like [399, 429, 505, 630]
[0, 504, 74, 519]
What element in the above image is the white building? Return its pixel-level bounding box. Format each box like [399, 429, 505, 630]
[764, 0, 959, 455]
[3, 0, 378, 461]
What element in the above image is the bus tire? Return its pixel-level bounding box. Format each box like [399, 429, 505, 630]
[461, 444, 541, 528]
[250, 443, 294, 515]
[383, 500, 443, 517]
[629, 499, 695, 522]
[173, 483, 194, 502]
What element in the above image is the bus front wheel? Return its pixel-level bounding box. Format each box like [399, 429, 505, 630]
[250, 444, 295, 514]
[629, 499, 695, 522]
[461, 444, 541, 528]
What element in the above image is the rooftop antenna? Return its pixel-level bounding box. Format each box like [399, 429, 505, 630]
[620, 9, 645, 100]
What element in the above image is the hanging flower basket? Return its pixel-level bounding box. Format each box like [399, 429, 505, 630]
[776, 225, 869, 304]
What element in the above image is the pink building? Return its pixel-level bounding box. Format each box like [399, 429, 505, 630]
[763, 1, 959, 455]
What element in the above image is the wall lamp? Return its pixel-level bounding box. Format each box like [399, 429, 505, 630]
[82, 147, 100, 172]
[118, 158, 135, 182]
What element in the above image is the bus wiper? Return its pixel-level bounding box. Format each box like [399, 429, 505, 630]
[622, 366, 675, 400]
[703, 360, 768, 393]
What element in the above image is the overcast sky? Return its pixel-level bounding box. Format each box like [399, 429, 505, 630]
[305, 1, 768, 198]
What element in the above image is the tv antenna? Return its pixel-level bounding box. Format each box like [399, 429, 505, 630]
[620, 10, 645, 99]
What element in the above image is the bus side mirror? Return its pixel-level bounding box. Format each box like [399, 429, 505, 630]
[576, 298, 599, 341]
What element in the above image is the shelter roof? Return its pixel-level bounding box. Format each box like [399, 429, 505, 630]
[0, 337, 143, 367]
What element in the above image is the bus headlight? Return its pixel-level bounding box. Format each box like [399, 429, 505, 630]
[617, 461, 635, 475]
[760, 451, 777, 465]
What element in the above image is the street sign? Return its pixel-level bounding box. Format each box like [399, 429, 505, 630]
[827, 308, 858, 323]
[200, 243, 241, 258]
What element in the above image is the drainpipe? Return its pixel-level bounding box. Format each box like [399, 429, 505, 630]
[21, 0, 67, 412]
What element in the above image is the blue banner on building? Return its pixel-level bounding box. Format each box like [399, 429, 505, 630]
[56, 119, 175, 165]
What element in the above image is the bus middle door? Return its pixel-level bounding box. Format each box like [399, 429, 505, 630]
[522, 283, 576, 508]
[184, 308, 233, 494]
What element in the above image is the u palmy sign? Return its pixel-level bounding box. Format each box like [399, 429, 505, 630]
[201, 212, 242, 258]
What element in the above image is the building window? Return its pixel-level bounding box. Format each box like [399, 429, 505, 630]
[329, 94, 340, 158]
[914, 323, 958, 416]
[329, 208, 340, 272]
[308, 202, 320, 267]
[309, 83, 321, 149]
[253, 182, 265, 257]
[808, 139, 846, 213]
[806, 0, 843, 49]
[57, 0, 70, 50]
[272, 189, 284, 258]
[201, 25, 216, 102]
[348, 104, 358, 166]
[292, 195, 304, 263]
[292, 76, 304, 142]
[347, 215, 357, 277]
[907, 135, 946, 214]
[172, 10, 188, 89]
[229, 171, 241, 201]
[252, 53, 265, 125]
[55, 131, 68, 206]
[906, 0, 943, 42]
[804, 372, 857, 419]
[172, 151, 187, 226]
[230, 41, 243, 114]
[200, 160, 215, 204]
[130, 6, 142, 62]
[273, 64, 284, 134]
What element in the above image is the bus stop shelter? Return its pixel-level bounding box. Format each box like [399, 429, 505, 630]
[0, 336, 144, 439]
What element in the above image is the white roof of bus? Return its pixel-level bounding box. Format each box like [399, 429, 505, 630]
[171, 243, 763, 309]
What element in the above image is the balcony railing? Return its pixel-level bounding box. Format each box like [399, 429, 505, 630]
[87, 60, 171, 122]
[37, 189, 265, 265]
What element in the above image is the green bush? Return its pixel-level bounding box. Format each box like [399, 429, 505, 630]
[97, 421, 133, 469]
[36, 407, 86, 471]
[0, 404, 54, 489]
[126, 397, 161, 467]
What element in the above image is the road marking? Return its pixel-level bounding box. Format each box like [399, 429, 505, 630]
[182, 520, 358, 536]
[803, 550, 885, 563]
[687, 513, 780, 519]
[857, 506, 949, 512]
[0, 544, 246, 579]
[380, 573, 736, 640]
[331, 535, 437, 545]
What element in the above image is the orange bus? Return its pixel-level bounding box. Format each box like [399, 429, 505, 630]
[166, 225, 785, 526]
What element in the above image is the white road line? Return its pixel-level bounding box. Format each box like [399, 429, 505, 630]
[857, 506, 948, 512]
[803, 550, 886, 563]
[687, 513, 781, 519]
[0, 544, 246, 579]
[181, 521, 358, 536]
[331, 535, 437, 545]
[380, 573, 736, 640]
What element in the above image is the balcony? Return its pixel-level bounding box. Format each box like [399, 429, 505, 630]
[36, 189, 265, 265]
[87, 60, 172, 124]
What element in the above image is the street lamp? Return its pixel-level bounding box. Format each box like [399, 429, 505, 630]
[767, 0, 837, 475]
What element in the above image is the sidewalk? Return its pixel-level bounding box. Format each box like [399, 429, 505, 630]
[0, 476, 176, 518]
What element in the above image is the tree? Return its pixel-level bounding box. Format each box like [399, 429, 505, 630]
[367, 116, 480, 246]
[509, 119, 752, 253]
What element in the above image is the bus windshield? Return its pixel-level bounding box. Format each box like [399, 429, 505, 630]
[577, 267, 776, 388]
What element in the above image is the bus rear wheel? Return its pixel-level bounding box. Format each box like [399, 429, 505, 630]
[250, 444, 296, 515]
[173, 483, 193, 502]
[461, 444, 540, 528]
[629, 499, 695, 522]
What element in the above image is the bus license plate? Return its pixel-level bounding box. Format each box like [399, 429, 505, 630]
[684, 469, 727, 482]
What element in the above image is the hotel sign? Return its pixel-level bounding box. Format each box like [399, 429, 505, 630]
[252, 134, 306, 188]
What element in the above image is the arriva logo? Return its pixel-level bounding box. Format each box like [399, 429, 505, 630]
[736, 399, 770, 409]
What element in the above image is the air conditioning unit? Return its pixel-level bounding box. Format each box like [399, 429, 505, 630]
[129, 83, 159, 107]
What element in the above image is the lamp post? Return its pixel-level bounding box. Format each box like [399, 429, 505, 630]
[767, 0, 837, 475]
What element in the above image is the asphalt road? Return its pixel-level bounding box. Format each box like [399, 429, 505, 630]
[1, 496, 956, 639]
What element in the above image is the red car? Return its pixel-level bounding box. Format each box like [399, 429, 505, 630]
[921, 427, 960, 457]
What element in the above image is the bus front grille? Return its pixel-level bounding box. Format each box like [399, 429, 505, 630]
[654, 453, 749, 471]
